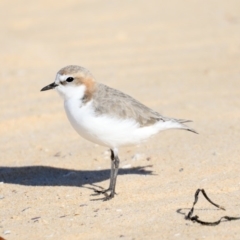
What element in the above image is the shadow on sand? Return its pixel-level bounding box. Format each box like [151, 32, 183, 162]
[0, 165, 153, 188]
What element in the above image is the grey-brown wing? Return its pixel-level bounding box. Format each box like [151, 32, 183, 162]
[92, 83, 167, 127]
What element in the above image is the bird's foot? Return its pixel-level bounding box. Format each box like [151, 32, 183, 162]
[94, 188, 111, 194]
[93, 188, 117, 201]
[103, 191, 115, 201]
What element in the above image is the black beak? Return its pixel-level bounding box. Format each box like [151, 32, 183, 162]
[41, 82, 58, 91]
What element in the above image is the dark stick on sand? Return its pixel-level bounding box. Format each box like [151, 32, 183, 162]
[186, 189, 240, 226]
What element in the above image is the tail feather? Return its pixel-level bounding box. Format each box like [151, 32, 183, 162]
[157, 118, 198, 134]
[176, 119, 193, 124]
[177, 119, 198, 134]
[185, 127, 198, 134]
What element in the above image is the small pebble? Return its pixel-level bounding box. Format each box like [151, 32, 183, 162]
[80, 204, 87, 207]
[3, 230, 10, 235]
[103, 150, 109, 155]
[22, 207, 30, 212]
[31, 217, 41, 221]
[54, 152, 61, 157]
[122, 164, 131, 169]
[132, 154, 142, 161]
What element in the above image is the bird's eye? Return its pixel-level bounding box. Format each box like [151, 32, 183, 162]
[66, 77, 74, 82]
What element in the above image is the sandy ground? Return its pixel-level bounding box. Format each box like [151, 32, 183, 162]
[1, 0, 240, 239]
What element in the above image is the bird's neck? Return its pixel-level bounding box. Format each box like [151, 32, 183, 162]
[57, 84, 86, 101]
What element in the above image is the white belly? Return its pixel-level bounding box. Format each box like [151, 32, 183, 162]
[64, 99, 160, 148]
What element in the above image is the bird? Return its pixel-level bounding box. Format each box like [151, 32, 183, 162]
[41, 65, 197, 200]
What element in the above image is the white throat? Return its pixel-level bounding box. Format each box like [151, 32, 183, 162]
[56, 84, 86, 100]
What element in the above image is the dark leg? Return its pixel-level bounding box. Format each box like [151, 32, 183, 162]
[94, 148, 120, 200]
[108, 149, 115, 190]
[95, 149, 114, 194]
[108, 151, 119, 199]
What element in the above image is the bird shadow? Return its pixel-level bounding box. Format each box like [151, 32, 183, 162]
[0, 165, 153, 188]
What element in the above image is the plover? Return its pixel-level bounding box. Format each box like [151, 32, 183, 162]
[41, 65, 197, 200]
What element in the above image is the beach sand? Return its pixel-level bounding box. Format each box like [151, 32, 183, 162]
[0, 0, 240, 239]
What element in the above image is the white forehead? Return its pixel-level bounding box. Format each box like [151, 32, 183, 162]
[55, 73, 71, 84]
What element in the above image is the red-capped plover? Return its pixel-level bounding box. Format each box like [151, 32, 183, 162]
[41, 65, 197, 200]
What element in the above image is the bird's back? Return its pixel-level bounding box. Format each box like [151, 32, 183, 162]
[92, 83, 167, 127]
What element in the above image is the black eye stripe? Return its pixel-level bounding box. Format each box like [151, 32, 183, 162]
[66, 77, 74, 82]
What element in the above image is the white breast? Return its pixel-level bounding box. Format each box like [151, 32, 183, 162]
[63, 98, 164, 148]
